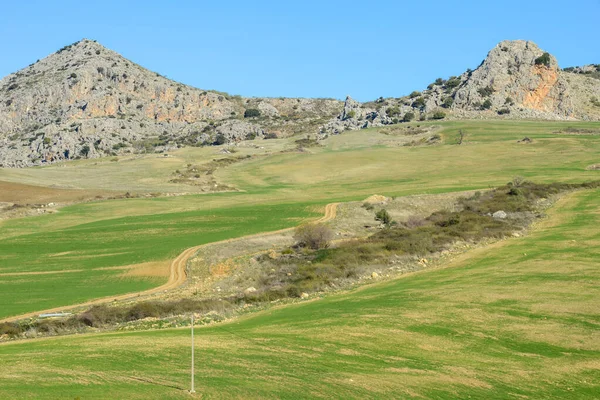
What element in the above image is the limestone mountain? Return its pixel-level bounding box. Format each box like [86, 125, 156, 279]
[321, 40, 600, 135]
[0, 39, 341, 167]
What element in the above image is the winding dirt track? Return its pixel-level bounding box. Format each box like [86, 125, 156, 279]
[0, 203, 338, 323]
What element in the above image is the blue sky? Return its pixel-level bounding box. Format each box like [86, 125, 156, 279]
[1, 0, 599, 101]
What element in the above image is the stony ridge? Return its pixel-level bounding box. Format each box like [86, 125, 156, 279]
[1, 39, 599, 167]
[320, 40, 600, 135]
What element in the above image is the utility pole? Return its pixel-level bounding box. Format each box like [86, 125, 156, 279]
[190, 313, 195, 394]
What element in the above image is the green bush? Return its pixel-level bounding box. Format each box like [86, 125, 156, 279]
[244, 108, 261, 118]
[477, 86, 495, 97]
[375, 209, 392, 226]
[409, 91, 421, 98]
[431, 111, 446, 120]
[444, 76, 461, 89]
[534, 52, 551, 67]
[441, 97, 453, 108]
[481, 99, 492, 110]
[386, 106, 401, 117]
[412, 97, 426, 110]
[403, 112, 415, 122]
[497, 108, 510, 115]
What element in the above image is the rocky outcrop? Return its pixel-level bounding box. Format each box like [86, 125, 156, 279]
[453, 40, 574, 118]
[320, 40, 599, 136]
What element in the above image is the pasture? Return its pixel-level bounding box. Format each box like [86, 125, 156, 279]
[0, 188, 598, 399]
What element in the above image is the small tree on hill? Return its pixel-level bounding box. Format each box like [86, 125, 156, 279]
[294, 223, 334, 250]
[375, 209, 392, 227]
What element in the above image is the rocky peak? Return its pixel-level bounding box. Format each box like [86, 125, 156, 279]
[453, 40, 574, 117]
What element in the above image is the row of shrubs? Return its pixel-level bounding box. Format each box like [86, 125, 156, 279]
[0, 298, 231, 338]
[240, 180, 600, 298]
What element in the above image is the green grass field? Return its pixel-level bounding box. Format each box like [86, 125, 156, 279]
[0, 188, 598, 399]
[0, 203, 319, 319]
[0, 120, 598, 319]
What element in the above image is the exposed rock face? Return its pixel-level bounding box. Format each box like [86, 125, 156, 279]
[0, 39, 341, 167]
[453, 40, 574, 118]
[321, 96, 400, 134]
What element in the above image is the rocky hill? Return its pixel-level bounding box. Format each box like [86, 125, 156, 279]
[1, 39, 599, 167]
[321, 40, 600, 135]
[0, 39, 341, 167]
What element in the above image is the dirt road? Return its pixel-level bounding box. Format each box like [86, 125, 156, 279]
[0, 203, 338, 323]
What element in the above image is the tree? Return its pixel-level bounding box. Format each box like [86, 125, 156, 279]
[431, 111, 446, 120]
[457, 129, 466, 145]
[534, 52, 551, 67]
[481, 99, 492, 110]
[293, 223, 334, 250]
[375, 209, 392, 226]
[402, 112, 415, 122]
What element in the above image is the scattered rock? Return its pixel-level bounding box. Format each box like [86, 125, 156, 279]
[493, 210, 508, 219]
[244, 287, 257, 294]
[371, 272, 379, 279]
[300, 292, 309, 299]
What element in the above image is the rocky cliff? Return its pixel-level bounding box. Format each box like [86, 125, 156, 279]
[0, 39, 341, 167]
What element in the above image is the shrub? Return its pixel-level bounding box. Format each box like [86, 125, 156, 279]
[409, 91, 421, 98]
[375, 209, 392, 226]
[403, 112, 415, 122]
[213, 134, 227, 145]
[505, 97, 514, 106]
[412, 97, 426, 110]
[477, 86, 495, 97]
[534, 52, 551, 67]
[294, 223, 334, 250]
[80, 145, 90, 157]
[444, 76, 461, 90]
[431, 111, 446, 120]
[481, 99, 493, 110]
[345, 110, 356, 119]
[497, 108, 510, 115]
[441, 97, 453, 108]
[386, 106, 401, 117]
[244, 108, 261, 118]
[434, 78, 445, 85]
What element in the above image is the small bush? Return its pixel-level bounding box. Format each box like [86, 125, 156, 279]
[497, 108, 510, 115]
[403, 112, 415, 122]
[412, 97, 426, 110]
[375, 209, 392, 226]
[294, 223, 334, 250]
[534, 52, 551, 67]
[409, 91, 421, 98]
[477, 86, 495, 97]
[431, 111, 446, 120]
[244, 109, 261, 118]
[481, 99, 492, 110]
[441, 97, 453, 108]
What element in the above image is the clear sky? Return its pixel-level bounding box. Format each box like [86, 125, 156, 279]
[1, 0, 599, 101]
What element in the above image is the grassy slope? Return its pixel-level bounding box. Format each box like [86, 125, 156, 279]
[0, 188, 598, 399]
[0, 203, 319, 319]
[0, 120, 598, 318]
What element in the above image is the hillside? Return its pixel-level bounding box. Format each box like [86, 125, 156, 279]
[1, 39, 599, 167]
[0, 39, 341, 167]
